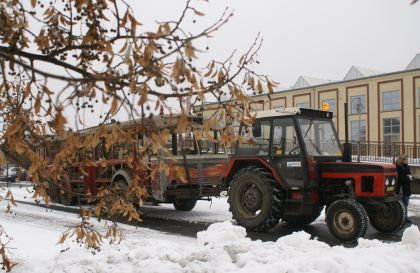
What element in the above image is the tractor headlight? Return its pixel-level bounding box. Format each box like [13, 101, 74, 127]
[385, 178, 390, 186]
[391, 178, 396, 186]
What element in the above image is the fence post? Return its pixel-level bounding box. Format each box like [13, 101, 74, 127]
[392, 142, 396, 164]
[357, 141, 360, 162]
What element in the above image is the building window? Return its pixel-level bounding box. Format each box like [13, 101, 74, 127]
[351, 120, 366, 142]
[321, 99, 337, 116]
[350, 95, 366, 114]
[296, 102, 309, 108]
[383, 117, 400, 143]
[382, 90, 400, 111]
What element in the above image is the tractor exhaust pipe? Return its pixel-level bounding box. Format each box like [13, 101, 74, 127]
[343, 102, 352, 162]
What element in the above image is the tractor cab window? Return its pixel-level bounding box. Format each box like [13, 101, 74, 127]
[272, 118, 300, 156]
[238, 120, 270, 156]
[297, 118, 342, 157]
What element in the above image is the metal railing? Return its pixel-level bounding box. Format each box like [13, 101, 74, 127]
[349, 141, 420, 165]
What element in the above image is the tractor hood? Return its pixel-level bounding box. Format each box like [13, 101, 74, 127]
[320, 162, 396, 174]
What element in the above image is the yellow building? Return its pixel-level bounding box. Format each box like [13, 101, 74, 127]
[198, 54, 420, 145]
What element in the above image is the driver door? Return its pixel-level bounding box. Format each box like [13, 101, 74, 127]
[270, 118, 305, 188]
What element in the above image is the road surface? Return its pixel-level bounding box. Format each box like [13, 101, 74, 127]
[3, 182, 418, 246]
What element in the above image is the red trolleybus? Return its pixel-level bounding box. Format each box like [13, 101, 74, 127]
[40, 115, 228, 211]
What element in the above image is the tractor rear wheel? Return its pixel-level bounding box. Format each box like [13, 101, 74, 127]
[326, 199, 368, 242]
[173, 199, 197, 211]
[369, 200, 406, 234]
[228, 166, 283, 231]
[284, 205, 324, 227]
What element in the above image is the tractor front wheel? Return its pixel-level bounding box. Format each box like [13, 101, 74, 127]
[369, 200, 407, 234]
[326, 199, 368, 242]
[228, 166, 283, 231]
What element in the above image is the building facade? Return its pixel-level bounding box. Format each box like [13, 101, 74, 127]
[198, 54, 420, 145]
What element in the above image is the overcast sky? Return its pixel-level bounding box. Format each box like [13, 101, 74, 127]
[132, 0, 420, 88]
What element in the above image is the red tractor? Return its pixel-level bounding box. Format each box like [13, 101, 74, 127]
[225, 107, 406, 242]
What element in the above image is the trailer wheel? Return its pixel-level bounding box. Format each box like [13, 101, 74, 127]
[326, 199, 368, 242]
[115, 178, 128, 189]
[369, 200, 407, 234]
[285, 205, 324, 227]
[228, 166, 283, 231]
[173, 199, 197, 211]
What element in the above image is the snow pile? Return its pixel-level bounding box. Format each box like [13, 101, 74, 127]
[197, 221, 250, 245]
[7, 220, 420, 273]
[402, 225, 420, 245]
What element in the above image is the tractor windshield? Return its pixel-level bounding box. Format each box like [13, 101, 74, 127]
[297, 118, 342, 157]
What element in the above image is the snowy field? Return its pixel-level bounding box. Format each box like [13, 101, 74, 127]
[1, 186, 420, 273]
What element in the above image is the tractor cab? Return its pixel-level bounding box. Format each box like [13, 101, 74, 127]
[234, 107, 341, 190]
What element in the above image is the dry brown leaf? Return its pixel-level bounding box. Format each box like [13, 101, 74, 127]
[34, 94, 41, 114]
[217, 69, 225, 83]
[0, 150, 5, 166]
[194, 10, 205, 16]
[185, 42, 196, 59]
[257, 80, 263, 94]
[23, 84, 31, 98]
[110, 97, 118, 114]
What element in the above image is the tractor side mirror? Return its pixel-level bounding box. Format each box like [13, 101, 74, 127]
[252, 122, 262, 138]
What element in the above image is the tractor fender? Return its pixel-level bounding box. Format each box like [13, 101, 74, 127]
[112, 169, 132, 184]
[226, 158, 286, 189]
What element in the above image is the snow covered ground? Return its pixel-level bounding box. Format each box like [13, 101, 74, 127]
[1, 186, 420, 272]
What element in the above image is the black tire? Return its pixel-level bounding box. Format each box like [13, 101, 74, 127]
[173, 199, 197, 211]
[285, 205, 324, 227]
[115, 179, 128, 189]
[369, 200, 407, 234]
[228, 166, 283, 231]
[326, 199, 368, 242]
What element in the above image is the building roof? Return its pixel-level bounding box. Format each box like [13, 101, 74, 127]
[195, 54, 420, 109]
[343, 66, 383, 81]
[406, 53, 420, 70]
[293, 76, 333, 89]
